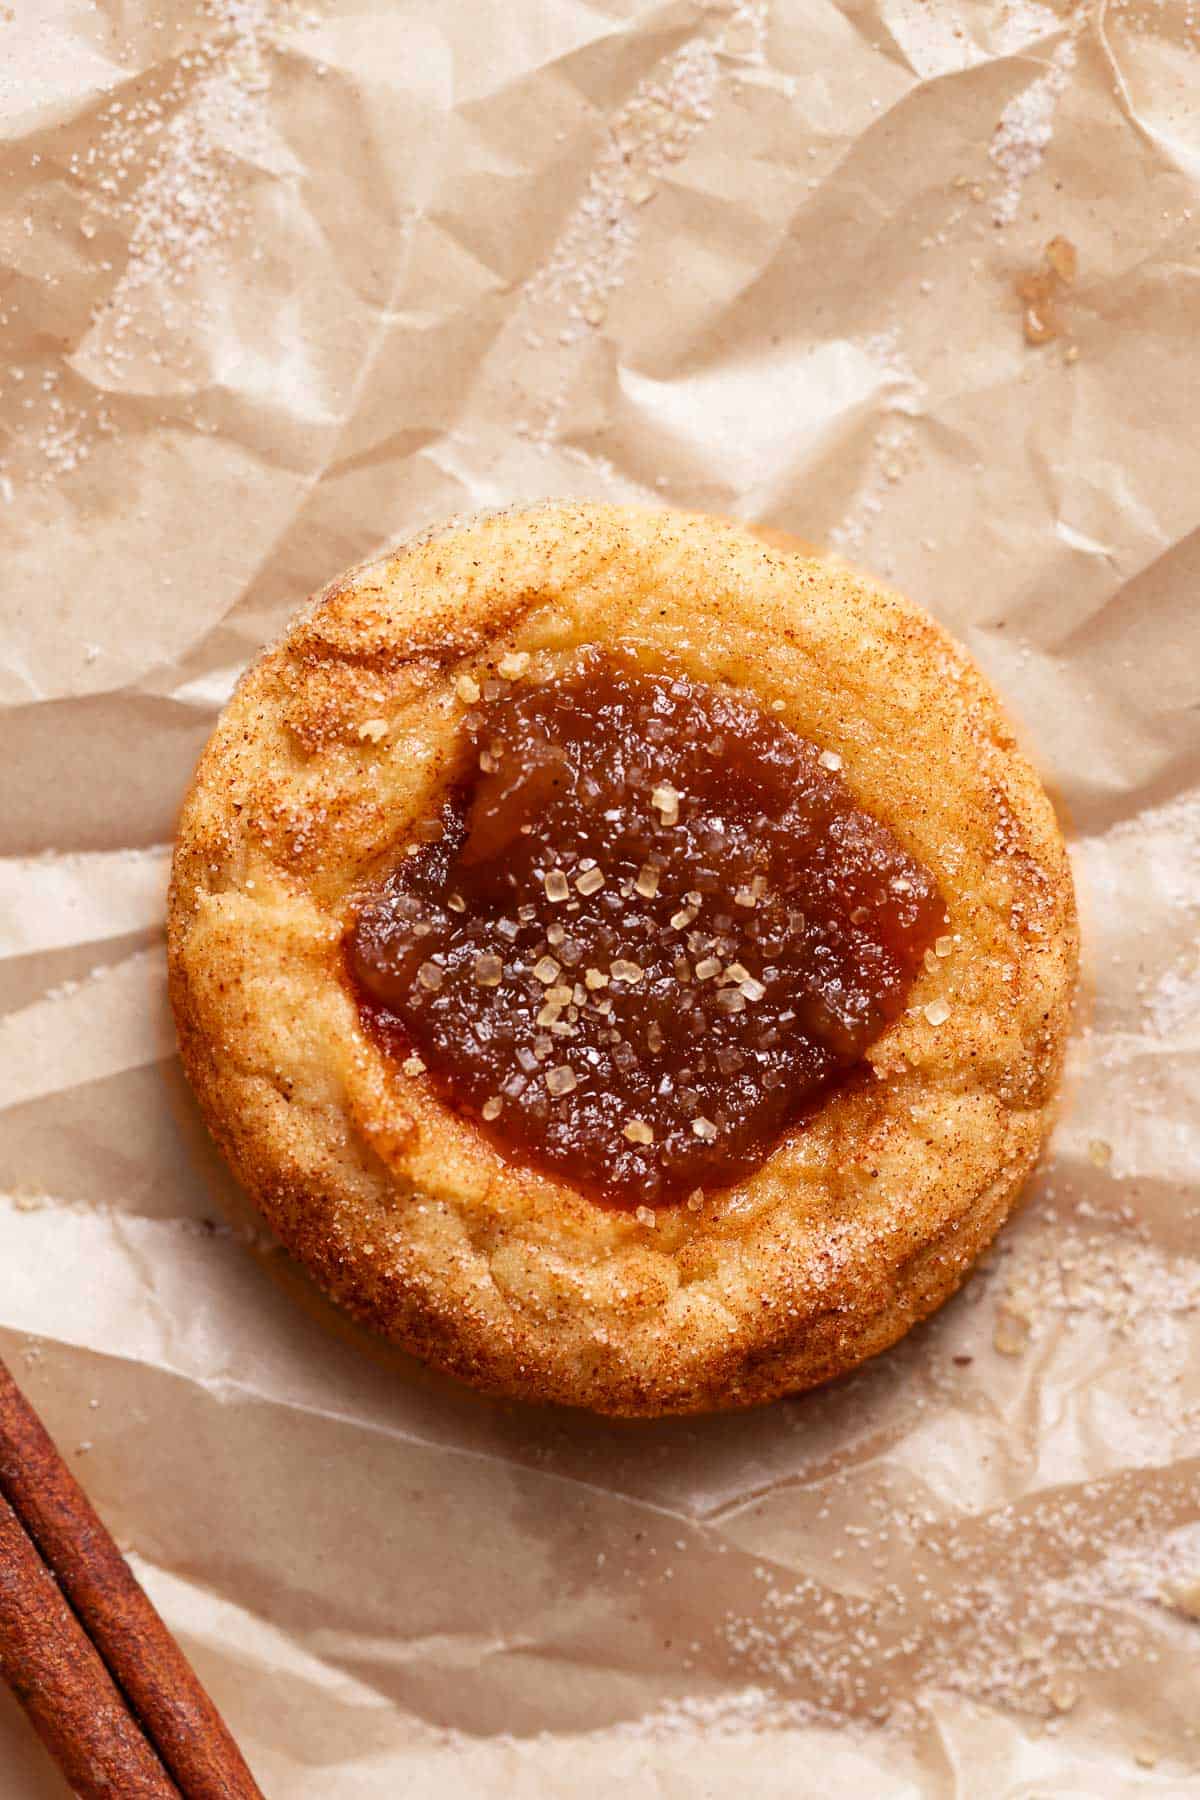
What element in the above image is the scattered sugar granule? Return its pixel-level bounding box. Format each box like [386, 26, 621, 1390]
[989, 34, 1078, 226]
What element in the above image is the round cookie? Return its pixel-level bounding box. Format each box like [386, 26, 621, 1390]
[168, 503, 1077, 1416]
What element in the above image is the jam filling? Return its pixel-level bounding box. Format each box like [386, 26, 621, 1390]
[348, 651, 944, 1206]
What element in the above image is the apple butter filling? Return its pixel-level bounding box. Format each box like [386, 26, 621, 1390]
[348, 651, 944, 1205]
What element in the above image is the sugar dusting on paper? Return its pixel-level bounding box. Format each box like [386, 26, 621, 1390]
[0, 0, 318, 489]
[515, 3, 768, 448]
[989, 29, 1080, 226]
[828, 334, 926, 559]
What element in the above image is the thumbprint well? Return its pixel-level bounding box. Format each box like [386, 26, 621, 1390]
[348, 650, 946, 1205]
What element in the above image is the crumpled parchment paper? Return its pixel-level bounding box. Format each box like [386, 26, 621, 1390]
[2, 0, 1198, 1792]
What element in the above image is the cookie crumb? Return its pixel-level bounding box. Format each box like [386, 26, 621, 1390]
[1048, 1678, 1079, 1714]
[1045, 234, 1077, 282]
[993, 1308, 1030, 1356]
[1164, 1578, 1200, 1621]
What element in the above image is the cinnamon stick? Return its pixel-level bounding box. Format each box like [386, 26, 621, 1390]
[0, 1358, 263, 1799]
[0, 1492, 179, 1797]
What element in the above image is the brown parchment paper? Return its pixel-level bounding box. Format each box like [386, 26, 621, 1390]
[2, 0, 1199, 1792]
